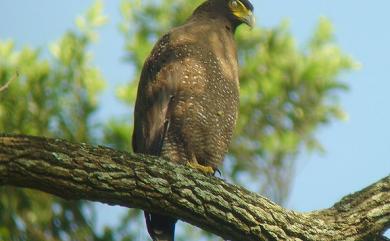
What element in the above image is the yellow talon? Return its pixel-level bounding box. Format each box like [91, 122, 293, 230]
[187, 162, 214, 175]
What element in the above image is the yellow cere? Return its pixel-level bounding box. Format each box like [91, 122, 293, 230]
[229, 0, 251, 19]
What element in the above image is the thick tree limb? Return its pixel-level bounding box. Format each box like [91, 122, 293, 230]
[0, 134, 389, 241]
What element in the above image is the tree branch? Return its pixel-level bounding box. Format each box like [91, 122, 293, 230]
[0, 134, 389, 241]
[0, 72, 18, 92]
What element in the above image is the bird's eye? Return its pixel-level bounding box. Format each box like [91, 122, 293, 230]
[230, 0, 238, 8]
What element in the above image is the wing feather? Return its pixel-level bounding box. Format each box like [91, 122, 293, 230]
[132, 34, 179, 155]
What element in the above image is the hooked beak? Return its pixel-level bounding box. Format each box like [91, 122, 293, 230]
[243, 11, 255, 28]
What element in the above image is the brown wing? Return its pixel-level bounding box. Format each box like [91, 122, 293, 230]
[132, 33, 181, 241]
[132, 34, 179, 155]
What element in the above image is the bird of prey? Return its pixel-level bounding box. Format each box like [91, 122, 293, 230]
[132, 0, 254, 240]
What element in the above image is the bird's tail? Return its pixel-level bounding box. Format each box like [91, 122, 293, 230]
[144, 211, 177, 241]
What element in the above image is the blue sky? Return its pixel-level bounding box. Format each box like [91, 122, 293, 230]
[1, 0, 389, 238]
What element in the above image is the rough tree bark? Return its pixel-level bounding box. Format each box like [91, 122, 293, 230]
[0, 134, 389, 241]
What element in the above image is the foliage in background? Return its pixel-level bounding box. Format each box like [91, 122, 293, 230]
[0, 0, 357, 240]
[0, 2, 108, 241]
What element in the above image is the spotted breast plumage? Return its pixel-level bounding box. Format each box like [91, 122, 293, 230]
[131, 0, 254, 240]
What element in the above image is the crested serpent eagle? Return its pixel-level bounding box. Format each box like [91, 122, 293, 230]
[132, 0, 255, 240]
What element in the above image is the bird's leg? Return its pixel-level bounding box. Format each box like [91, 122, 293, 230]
[187, 155, 214, 175]
[187, 162, 214, 175]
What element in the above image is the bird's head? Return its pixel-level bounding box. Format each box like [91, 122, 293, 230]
[226, 0, 255, 28]
[193, 0, 255, 30]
